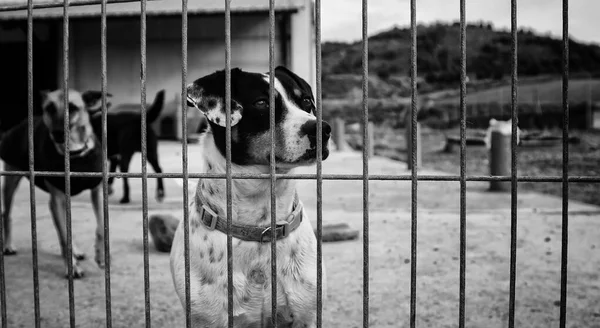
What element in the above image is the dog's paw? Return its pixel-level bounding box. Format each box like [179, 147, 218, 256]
[156, 189, 165, 203]
[119, 197, 130, 204]
[95, 248, 106, 269]
[65, 266, 85, 279]
[74, 251, 86, 261]
[3, 247, 17, 256]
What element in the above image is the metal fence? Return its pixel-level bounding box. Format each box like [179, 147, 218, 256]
[0, 0, 596, 327]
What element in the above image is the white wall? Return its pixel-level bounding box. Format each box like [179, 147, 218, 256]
[71, 14, 286, 105]
[290, 0, 316, 92]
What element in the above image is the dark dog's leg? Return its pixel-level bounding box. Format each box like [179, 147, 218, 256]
[2, 165, 23, 255]
[46, 182, 85, 278]
[119, 154, 132, 204]
[107, 157, 118, 196]
[147, 145, 165, 202]
[90, 185, 105, 268]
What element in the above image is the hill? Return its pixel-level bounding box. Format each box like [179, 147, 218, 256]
[322, 21, 600, 98]
[438, 78, 600, 105]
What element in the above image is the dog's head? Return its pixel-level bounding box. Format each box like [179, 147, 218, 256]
[41, 89, 105, 157]
[187, 66, 331, 168]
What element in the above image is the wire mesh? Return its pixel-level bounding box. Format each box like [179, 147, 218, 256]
[0, 0, 585, 327]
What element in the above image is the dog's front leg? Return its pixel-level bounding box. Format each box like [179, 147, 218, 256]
[90, 185, 105, 268]
[2, 172, 23, 255]
[107, 158, 118, 195]
[46, 184, 85, 278]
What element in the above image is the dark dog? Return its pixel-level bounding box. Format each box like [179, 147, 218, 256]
[170, 67, 331, 327]
[89, 90, 166, 204]
[0, 89, 106, 278]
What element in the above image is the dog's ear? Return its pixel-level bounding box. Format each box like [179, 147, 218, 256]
[274, 66, 314, 96]
[82, 91, 113, 112]
[39, 90, 50, 101]
[186, 69, 244, 127]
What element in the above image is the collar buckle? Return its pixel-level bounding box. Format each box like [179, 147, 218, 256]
[201, 205, 219, 230]
[260, 221, 290, 243]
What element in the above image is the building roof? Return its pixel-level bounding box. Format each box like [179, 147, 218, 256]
[0, 0, 305, 20]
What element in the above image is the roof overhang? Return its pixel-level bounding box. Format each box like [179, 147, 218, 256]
[0, 0, 304, 20]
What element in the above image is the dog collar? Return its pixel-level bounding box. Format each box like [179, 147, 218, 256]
[197, 193, 303, 243]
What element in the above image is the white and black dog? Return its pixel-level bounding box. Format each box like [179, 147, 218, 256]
[170, 66, 331, 327]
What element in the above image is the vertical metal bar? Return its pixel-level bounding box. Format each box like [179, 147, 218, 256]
[314, 0, 324, 326]
[100, 0, 112, 326]
[508, 0, 519, 326]
[62, 0, 76, 326]
[180, 0, 191, 327]
[361, 0, 370, 327]
[139, 0, 151, 326]
[0, 15, 7, 324]
[409, 0, 418, 326]
[26, 0, 41, 325]
[268, 1, 278, 327]
[224, 0, 234, 327]
[458, 0, 467, 327]
[0, 171, 4, 328]
[559, 0, 570, 326]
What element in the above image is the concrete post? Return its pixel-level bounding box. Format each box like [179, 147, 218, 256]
[489, 131, 511, 192]
[585, 101, 593, 130]
[333, 118, 347, 151]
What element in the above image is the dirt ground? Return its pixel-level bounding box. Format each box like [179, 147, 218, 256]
[1, 142, 599, 327]
[349, 126, 600, 206]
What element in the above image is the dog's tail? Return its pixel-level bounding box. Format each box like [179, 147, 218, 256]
[147, 89, 166, 123]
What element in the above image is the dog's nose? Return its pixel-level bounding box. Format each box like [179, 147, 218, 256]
[51, 130, 65, 144]
[301, 120, 331, 144]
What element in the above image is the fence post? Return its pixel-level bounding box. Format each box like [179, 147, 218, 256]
[489, 130, 511, 191]
[405, 119, 422, 170]
[333, 118, 347, 151]
[367, 121, 374, 158]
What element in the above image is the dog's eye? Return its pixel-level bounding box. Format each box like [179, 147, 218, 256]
[301, 97, 313, 111]
[254, 100, 268, 110]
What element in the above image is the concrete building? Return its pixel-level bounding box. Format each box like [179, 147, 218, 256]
[0, 0, 315, 138]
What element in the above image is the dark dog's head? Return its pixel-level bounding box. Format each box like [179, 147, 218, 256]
[41, 89, 105, 157]
[186, 66, 331, 168]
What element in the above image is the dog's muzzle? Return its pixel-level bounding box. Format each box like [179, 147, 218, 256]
[50, 135, 95, 158]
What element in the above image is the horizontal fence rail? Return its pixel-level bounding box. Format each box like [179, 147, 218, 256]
[0, 0, 586, 327]
[0, 171, 597, 182]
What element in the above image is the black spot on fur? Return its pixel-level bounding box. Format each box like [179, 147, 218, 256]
[209, 246, 215, 263]
[201, 275, 214, 285]
[190, 218, 201, 232]
[248, 268, 266, 285]
[237, 240, 243, 247]
[199, 251, 204, 259]
[208, 99, 217, 108]
[218, 251, 224, 262]
[242, 295, 250, 303]
[203, 234, 208, 241]
[215, 116, 221, 124]
[207, 162, 213, 170]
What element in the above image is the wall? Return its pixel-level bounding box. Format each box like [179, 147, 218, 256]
[69, 13, 289, 137]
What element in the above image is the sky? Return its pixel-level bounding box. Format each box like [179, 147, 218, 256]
[321, 0, 600, 45]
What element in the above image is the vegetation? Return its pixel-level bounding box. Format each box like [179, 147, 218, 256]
[322, 21, 600, 98]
